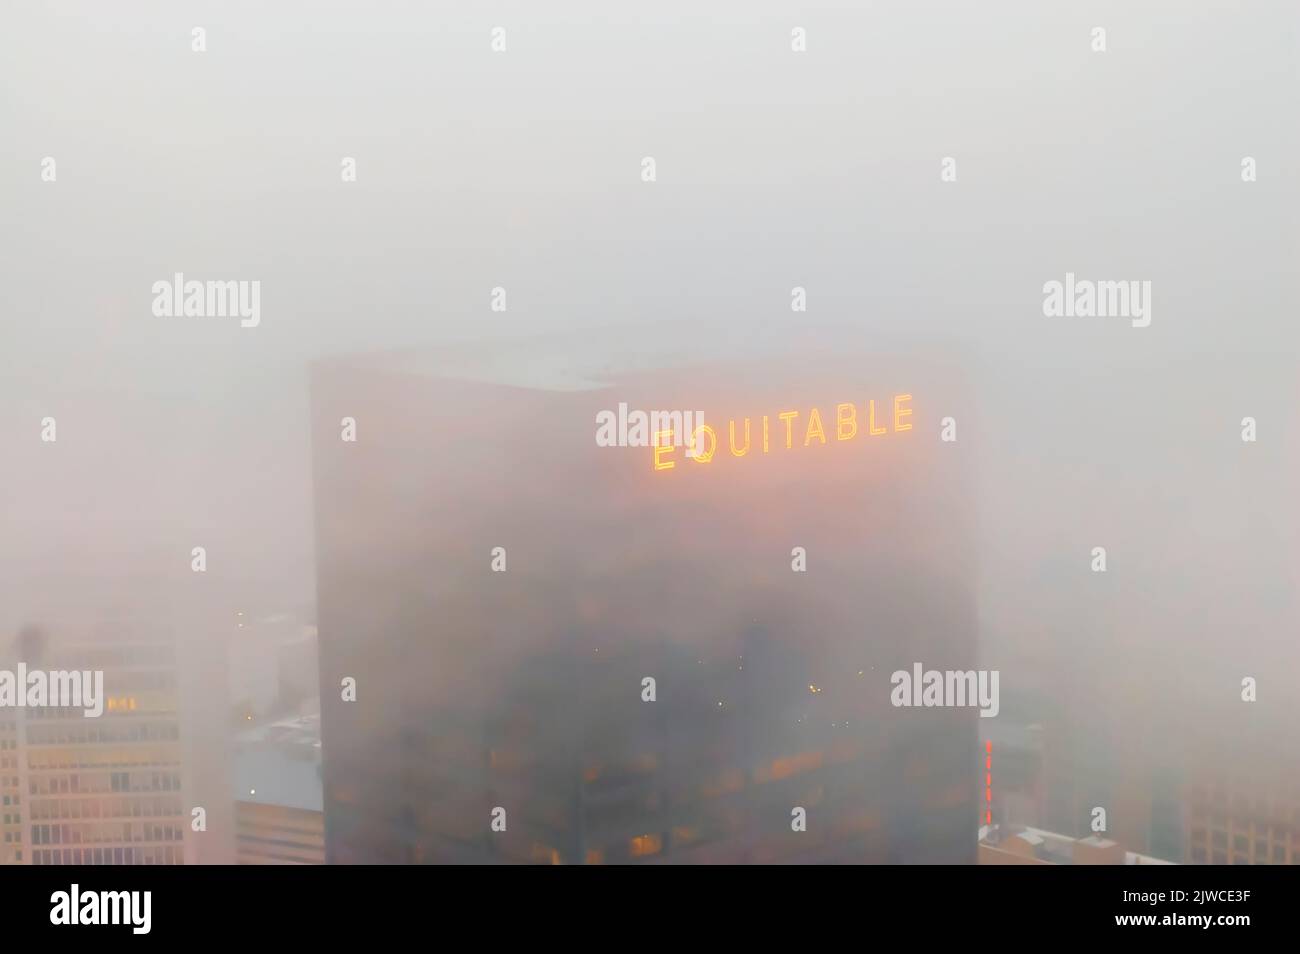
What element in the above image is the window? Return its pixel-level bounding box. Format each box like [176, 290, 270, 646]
[629, 834, 663, 858]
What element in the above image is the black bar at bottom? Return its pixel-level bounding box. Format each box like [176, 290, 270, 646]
[0, 863, 1286, 940]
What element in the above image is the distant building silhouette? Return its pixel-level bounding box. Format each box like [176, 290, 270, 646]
[311, 331, 979, 863]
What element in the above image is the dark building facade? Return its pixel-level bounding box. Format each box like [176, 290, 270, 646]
[311, 329, 979, 863]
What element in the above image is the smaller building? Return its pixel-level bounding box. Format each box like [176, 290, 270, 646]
[978, 824, 1173, 865]
[234, 711, 323, 865]
[6, 635, 190, 866]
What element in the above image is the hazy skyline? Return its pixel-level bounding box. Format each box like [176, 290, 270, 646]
[2, 2, 1297, 869]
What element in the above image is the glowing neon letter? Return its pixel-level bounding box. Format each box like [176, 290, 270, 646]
[778, 411, 799, 449]
[729, 418, 751, 457]
[691, 424, 717, 463]
[893, 394, 913, 432]
[804, 407, 826, 445]
[836, 403, 857, 440]
[868, 400, 887, 435]
[653, 430, 676, 470]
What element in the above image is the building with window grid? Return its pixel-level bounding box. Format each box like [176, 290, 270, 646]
[1, 638, 190, 866]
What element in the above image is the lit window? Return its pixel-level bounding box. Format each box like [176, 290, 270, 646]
[629, 834, 662, 858]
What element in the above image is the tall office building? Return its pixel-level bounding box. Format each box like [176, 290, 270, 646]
[0, 713, 21, 864]
[2, 635, 190, 865]
[312, 329, 979, 863]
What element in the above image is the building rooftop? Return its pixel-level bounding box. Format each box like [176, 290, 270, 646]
[979, 824, 1174, 865]
[314, 323, 959, 393]
[234, 712, 322, 812]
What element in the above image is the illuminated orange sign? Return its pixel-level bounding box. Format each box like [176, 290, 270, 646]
[653, 394, 912, 470]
